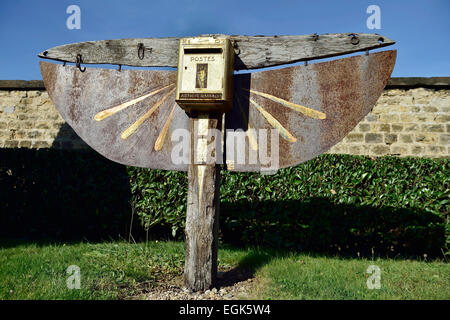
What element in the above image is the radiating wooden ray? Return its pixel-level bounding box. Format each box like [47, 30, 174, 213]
[94, 84, 174, 121]
[154, 103, 177, 151]
[234, 94, 258, 151]
[247, 96, 297, 142]
[245, 89, 326, 120]
[121, 87, 176, 140]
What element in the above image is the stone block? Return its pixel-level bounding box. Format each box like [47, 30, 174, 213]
[371, 145, 390, 155]
[365, 133, 383, 143]
[439, 134, 450, 145]
[348, 146, 361, 154]
[385, 134, 398, 145]
[399, 134, 413, 143]
[411, 146, 425, 155]
[421, 124, 444, 132]
[400, 114, 415, 122]
[4, 140, 19, 148]
[373, 124, 391, 132]
[359, 123, 370, 132]
[32, 141, 51, 149]
[422, 106, 439, 113]
[379, 114, 399, 123]
[391, 124, 403, 132]
[403, 124, 419, 132]
[391, 145, 408, 155]
[415, 133, 438, 144]
[345, 133, 364, 143]
[19, 140, 32, 148]
[434, 115, 450, 123]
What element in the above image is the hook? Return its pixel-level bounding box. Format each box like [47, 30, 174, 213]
[138, 43, 145, 60]
[76, 54, 86, 72]
[232, 40, 240, 54]
[117, 64, 122, 71]
[349, 33, 360, 45]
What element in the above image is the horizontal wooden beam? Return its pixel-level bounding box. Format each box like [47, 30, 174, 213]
[38, 33, 395, 70]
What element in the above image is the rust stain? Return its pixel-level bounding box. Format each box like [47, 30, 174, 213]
[234, 93, 258, 151]
[39, 62, 58, 96]
[69, 68, 82, 123]
[252, 66, 296, 166]
[316, 51, 396, 151]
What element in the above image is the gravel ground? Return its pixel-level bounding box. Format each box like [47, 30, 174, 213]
[131, 268, 257, 300]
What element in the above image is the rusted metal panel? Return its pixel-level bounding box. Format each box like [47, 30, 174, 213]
[40, 61, 189, 171]
[226, 50, 397, 171]
[40, 50, 396, 172]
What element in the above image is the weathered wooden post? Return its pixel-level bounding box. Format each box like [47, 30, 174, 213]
[184, 112, 222, 290]
[39, 32, 396, 291]
[174, 36, 234, 290]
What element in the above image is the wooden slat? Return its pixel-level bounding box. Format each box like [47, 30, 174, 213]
[38, 33, 395, 70]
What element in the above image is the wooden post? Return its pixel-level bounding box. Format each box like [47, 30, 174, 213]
[184, 112, 222, 291]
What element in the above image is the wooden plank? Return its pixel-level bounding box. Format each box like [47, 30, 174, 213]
[184, 112, 221, 291]
[38, 33, 395, 70]
[232, 33, 394, 69]
[39, 37, 180, 68]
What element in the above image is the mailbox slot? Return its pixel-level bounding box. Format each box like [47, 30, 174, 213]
[184, 48, 223, 54]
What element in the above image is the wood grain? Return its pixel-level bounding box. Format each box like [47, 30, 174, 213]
[38, 33, 395, 70]
[184, 112, 222, 291]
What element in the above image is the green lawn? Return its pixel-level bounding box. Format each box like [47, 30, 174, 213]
[0, 240, 448, 300]
[250, 252, 449, 300]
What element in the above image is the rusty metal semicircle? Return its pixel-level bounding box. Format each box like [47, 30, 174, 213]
[226, 50, 397, 171]
[40, 61, 189, 171]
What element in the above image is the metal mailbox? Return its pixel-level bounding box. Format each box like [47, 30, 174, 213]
[175, 36, 234, 113]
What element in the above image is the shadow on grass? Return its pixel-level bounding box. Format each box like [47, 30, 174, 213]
[215, 249, 275, 288]
[220, 198, 447, 260]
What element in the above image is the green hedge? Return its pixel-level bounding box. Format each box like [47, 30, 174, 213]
[129, 154, 449, 257]
[0, 149, 133, 241]
[1, 149, 448, 258]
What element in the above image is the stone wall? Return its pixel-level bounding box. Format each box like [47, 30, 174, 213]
[0, 78, 449, 158]
[328, 85, 449, 158]
[0, 86, 88, 150]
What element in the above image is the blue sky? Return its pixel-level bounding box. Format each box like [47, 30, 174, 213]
[0, 0, 449, 79]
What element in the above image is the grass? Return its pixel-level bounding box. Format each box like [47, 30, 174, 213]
[0, 240, 186, 299]
[249, 252, 450, 300]
[0, 240, 448, 300]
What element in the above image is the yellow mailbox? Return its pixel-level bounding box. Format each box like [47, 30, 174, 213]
[175, 36, 234, 113]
